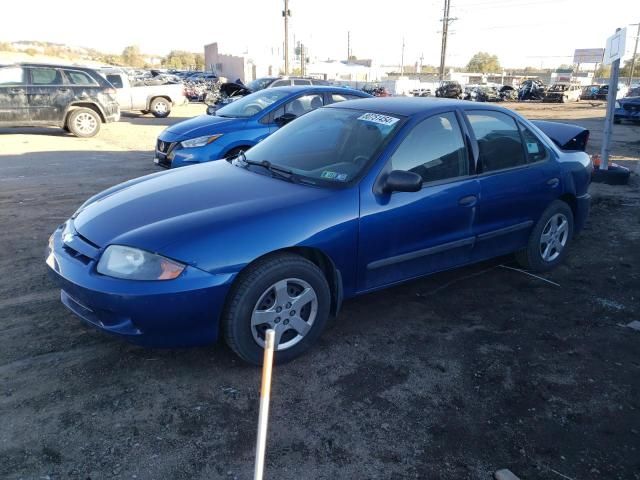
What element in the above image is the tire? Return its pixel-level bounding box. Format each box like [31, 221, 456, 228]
[224, 146, 250, 160]
[140, 110, 149, 115]
[561, 96, 567, 103]
[66, 108, 101, 138]
[515, 200, 574, 273]
[222, 253, 331, 365]
[150, 97, 171, 118]
[613, 118, 621, 125]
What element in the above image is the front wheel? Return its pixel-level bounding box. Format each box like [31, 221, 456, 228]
[150, 97, 171, 118]
[222, 254, 331, 365]
[515, 200, 574, 272]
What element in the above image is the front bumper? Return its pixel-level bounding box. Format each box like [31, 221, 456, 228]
[614, 106, 640, 123]
[154, 136, 225, 169]
[46, 222, 235, 347]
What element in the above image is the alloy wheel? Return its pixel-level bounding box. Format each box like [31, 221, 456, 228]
[540, 213, 569, 262]
[251, 278, 318, 351]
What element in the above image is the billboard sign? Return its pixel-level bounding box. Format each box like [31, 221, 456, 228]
[573, 48, 604, 64]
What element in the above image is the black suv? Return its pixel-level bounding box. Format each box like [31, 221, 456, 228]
[0, 63, 119, 137]
[435, 81, 463, 99]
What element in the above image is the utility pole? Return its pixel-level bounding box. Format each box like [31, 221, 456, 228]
[439, 0, 457, 81]
[282, 0, 291, 75]
[300, 43, 304, 76]
[347, 31, 351, 62]
[400, 37, 405, 76]
[628, 22, 639, 86]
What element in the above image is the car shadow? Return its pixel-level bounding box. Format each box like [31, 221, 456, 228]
[118, 106, 205, 127]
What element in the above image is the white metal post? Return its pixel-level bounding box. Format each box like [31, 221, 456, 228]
[600, 28, 622, 171]
[254, 329, 275, 480]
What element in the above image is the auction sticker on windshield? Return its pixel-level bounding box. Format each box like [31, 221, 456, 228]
[358, 112, 400, 126]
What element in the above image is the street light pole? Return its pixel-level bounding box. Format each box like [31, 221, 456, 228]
[283, 0, 291, 75]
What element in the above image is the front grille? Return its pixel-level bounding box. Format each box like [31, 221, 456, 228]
[157, 139, 174, 153]
[62, 244, 92, 265]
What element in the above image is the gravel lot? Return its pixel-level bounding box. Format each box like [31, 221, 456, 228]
[1, 101, 639, 480]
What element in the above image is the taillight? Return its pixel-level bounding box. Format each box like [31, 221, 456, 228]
[104, 88, 116, 95]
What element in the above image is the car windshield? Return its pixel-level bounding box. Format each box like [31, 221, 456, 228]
[246, 77, 276, 91]
[216, 89, 289, 118]
[243, 107, 404, 186]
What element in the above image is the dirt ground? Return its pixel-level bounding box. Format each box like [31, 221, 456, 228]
[1, 102, 639, 480]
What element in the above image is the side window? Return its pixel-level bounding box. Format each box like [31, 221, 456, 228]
[519, 123, 548, 163]
[329, 93, 362, 103]
[284, 94, 324, 116]
[467, 110, 526, 172]
[30, 68, 62, 85]
[271, 79, 290, 87]
[64, 70, 96, 86]
[0, 67, 24, 85]
[106, 74, 123, 89]
[389, 112, 468, 183]
[293, 79, 311, 85]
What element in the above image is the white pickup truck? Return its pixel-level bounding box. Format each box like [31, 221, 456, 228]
[100, 68, 187, 118]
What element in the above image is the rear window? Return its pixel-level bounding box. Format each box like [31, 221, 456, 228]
[64, 70, 97, 86]
[106, 74, 123, 88]
[30, 68, 62, 85]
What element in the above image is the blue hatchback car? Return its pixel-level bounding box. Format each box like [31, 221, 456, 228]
[154, 86, 370, 168]
[47, 98, 592, 364]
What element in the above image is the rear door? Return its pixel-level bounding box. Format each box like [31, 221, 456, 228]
[464, 109, 561, 261]
[62, 68, 101, 107]
[25, 66, 69, 124]
[0, 66, 28, 124]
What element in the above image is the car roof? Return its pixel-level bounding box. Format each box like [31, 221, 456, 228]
[15, 63, 98, 72]
[267, 85, 369, 95]
[325, 96, 509, 116]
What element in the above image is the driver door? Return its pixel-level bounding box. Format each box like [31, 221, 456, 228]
[358, 111, 479, 291]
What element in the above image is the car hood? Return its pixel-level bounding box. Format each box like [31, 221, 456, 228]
[73, 161, 342, 267]
[160, 114, 245, 141]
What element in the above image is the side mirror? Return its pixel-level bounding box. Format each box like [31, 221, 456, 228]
[382, 170, 422, 194]
[274, 112, 297, 126]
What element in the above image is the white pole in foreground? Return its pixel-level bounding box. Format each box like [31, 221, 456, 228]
[254, 329, 275, 480]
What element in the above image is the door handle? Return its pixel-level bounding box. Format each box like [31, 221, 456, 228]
[546, 178, 560, 187]
[57, 87, 71, 92]
[458, 195, 477, 207]
[9, 88, 24, 94]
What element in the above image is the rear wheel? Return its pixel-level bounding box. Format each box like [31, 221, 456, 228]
[516, 200, 574, 272]
[67, 108, 101, 137]
[222, 253, 331, 365]
[150, 97, 171, 118]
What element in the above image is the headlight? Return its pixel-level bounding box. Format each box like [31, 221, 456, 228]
[97, 245, 185, 281]
[615, 101, 621, 108]
[180, 134, 223, 148]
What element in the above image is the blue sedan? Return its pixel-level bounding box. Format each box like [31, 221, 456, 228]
[47, 98, 592, 364]
[154, 86, 370, 168]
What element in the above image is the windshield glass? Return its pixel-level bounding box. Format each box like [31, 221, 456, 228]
[216, 89, 289, 118]
[246, 77, 275, 91]
[243, 107, 404, 185]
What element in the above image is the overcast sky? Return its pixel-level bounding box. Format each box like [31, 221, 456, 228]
[2, 0, 637, 68]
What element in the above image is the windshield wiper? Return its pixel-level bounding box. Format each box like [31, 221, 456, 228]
[233, 152, 299, 183]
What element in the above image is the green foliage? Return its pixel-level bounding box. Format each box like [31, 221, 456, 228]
[162, 51, 204, 70]
[595, 64, 611, 78]
[620, 54, 639, 77]
[25, 48, 38, 56]
[121, 45, 145, 68]
[466, 52, 501, 73]
[0, 42, 13, 52]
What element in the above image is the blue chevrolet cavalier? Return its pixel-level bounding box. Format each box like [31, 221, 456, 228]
[47, 98, 592, 364]
[154, 86, 370, 168]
